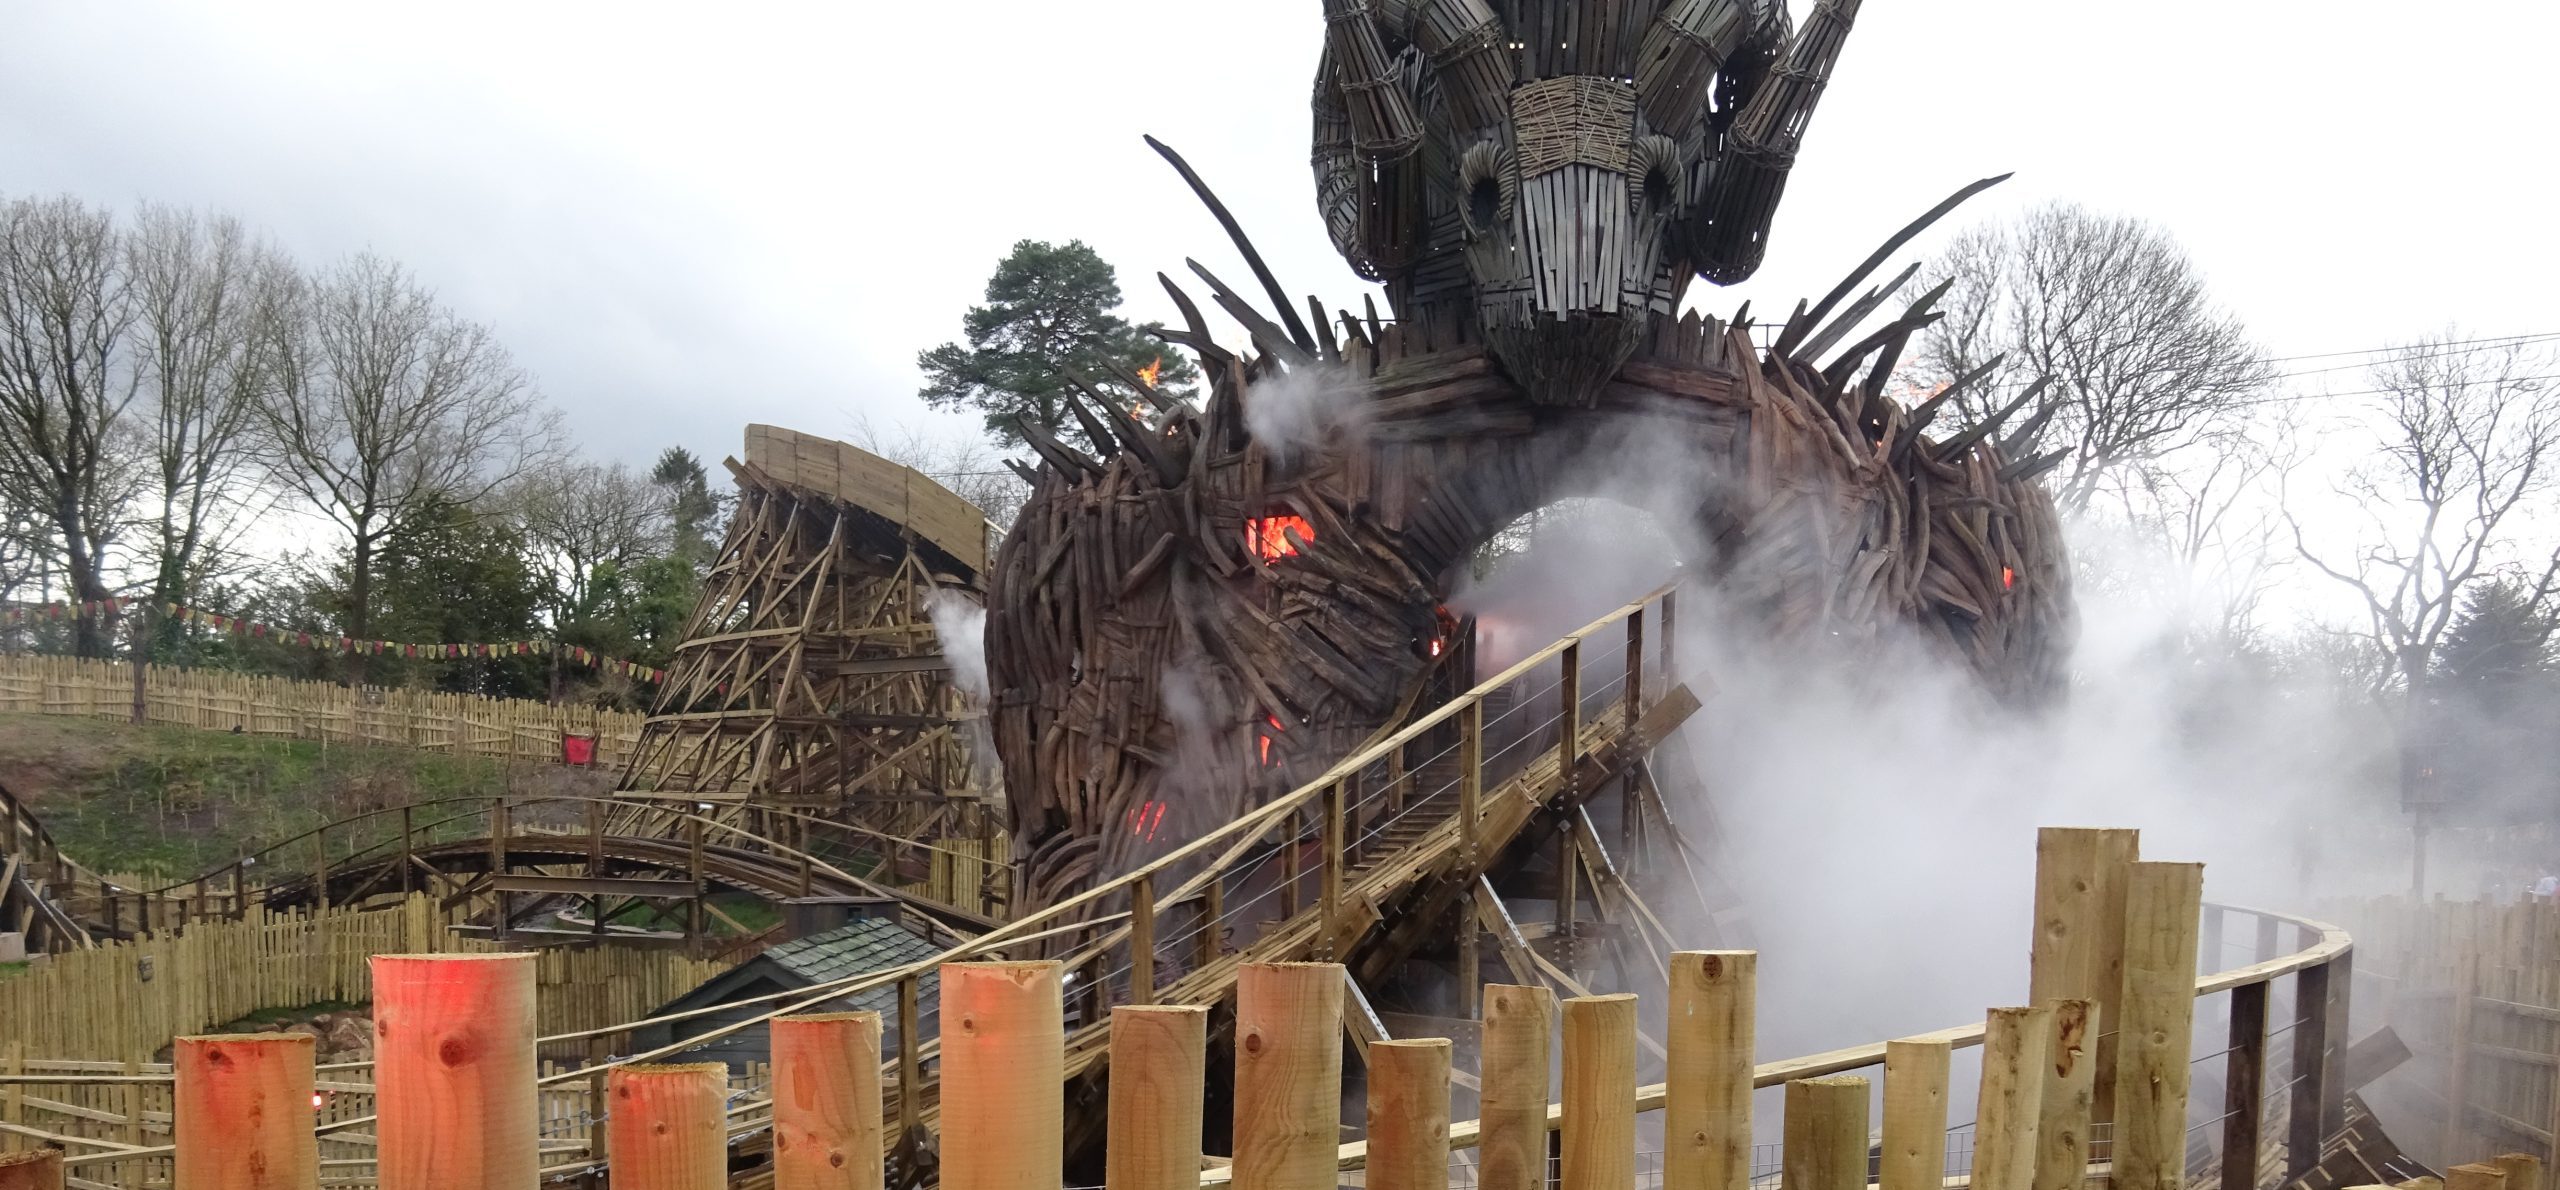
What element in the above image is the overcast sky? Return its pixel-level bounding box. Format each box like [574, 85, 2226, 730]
[4, 0, 2555, 474]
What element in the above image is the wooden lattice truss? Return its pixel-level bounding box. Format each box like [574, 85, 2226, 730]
[619, 427, 993, 831]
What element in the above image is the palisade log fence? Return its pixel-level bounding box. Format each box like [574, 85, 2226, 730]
[0, 654, 643, 767]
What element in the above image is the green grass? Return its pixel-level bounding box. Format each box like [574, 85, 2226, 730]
[0, 960, 29, 982]
[0, 712, 615, 882]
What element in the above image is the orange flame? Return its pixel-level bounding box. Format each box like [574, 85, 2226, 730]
[2002, 567, 2016, 590]
[1135, 357, 1163, 389]
[1259, 713, 1285, 766]
[1245, 515, 1314, 561]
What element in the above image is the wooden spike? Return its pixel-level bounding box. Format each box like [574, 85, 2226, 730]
[1156, 273, 1236, 371]
[1775, 173, 2013, 357]
[1794, 262, 1920, 363]
[1306, 295, 1340, 361]
[1189, 260, 1318, 368]
[1144, 135, 1319, 354]
[1018, 419, 1104, 478]
[1062, 392, 1120, 459]
[1932, 377, 2052, 461]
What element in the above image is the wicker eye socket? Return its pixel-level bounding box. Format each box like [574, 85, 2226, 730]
[1457, 141, 1514, 238]
[1629, 134, 1688, 215]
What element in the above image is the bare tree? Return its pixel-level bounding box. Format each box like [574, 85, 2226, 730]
[0, 195, 141, 656]
[254, 253, 558, 677]
[126, 204, 291, 651]
[2290, 332, 2560, 880]
[2292, 333, 2560, 694]
[1922, 202, 2272, 512]
[506, 460, 668, 624]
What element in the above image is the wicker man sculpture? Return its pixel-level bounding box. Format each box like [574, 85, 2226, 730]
[984, 0, 2075, 913]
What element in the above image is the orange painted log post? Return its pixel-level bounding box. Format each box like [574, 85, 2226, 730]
[942, 961, 1066, 1190]
[773, 1012, 884, 1190]
[1480, 983, 1558, 1190]
[1880, 1038, 1952, 1190]
[174, 1033, 319, 1189]
[606, 1064, 729, 1190]
[1107, 1005, 1208, 1190]
[2112, 862, 2206, 1190]
[1234, 963, 1346, 1190]
[1782, 1076, 1871, 1190]
[0, 1151, 62, 1190]
[371, 953, 538, 1190]
[1973, 1005, 2054, 1190]
[1666, 951, 1755, 1190]
[1368, 1039, 1453, 1190]
[1563, 995, 1638, 1190]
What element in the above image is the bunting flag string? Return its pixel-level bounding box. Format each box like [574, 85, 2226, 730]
[114, 602, 672, 683]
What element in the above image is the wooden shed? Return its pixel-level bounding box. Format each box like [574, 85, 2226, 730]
[630, 911, 944, 1072]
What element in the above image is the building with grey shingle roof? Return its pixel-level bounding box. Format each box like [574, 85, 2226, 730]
[631, 909, 944, 1072]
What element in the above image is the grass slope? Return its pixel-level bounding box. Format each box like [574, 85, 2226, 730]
[0, 712, 615, 881]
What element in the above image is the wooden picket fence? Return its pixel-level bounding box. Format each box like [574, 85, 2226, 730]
[0, 896, 729, 1187]
[0, 894, 727, 1060]
[0, 654, 643, 768]
[2342, 896, 2560, 1172]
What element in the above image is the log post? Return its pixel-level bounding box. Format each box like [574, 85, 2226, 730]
[315, 824, 331, 913]
[1667, 951, 1755, 1190]
[2220, 982, 2268, 1190]
[2495, 1154, 2544, 1190]
[1369, 1039, 1453, 1190]
[1624, 608, 1645, 723]
[606, 1063, 729, 1190]
[896, 975, 921, 1144]
[2287, 960, 2334, 1182]
[399, 804, 415, 896]
[174, 1033, 319, 1190]
[1459, 701, 1485, 1021]
[2112, 862, 2205, 1190]
[488, 800, 507, 938]
[1234, 963, 1345, 1190]
[1106, 1005, 1207, 1190]
[941, 962, 1065, 1190]
[1130, 873, 1156, 1005]
[2028, 827, 2138, 1132]
[589, 800, 608, 936]
[1197, 879, 1223, 970]
[2450, 1166, 2512, 1190]
[1782, 1076, 1870, 1190]
[1562, 995, 1637, 1190]
[1556, 643, 1580, 801]
[1659, 590, 1677, 680]
[1481, 982, 1557, 1190]
[686, 815, 706, 944]
[1881, 1038, 1952, 1190]
[1321, 783, 1345, 960]
[773, 1012, 883, 1190]
[371, 953, 538, 1190]
[0, 1151, 62, 1190]
[1975, 1005, 2054, 1190]
[2033, 999, 2097, 1190]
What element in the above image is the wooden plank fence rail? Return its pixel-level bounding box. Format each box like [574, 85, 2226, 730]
[0, 653, 642, 768]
